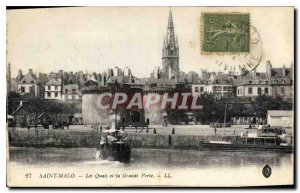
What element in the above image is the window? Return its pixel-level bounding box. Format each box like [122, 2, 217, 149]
[200, 87, 204, 92]
[55, 92, 58, 97]
[258, 88, 262, 95]
[195, 87, 199, 92]
[47, 92, 51, 97]
[237, 89, 240, 95]
[72, 89, 76, 93]
[21, 86, 25, 93]
[248, 88, 252, 94]
[281, 87, 285, 94]
[249, 81, 253, 84]
[265, 88, 269, 94]
[29, 86, 34, 94]
[65, 89, 68, 93]
[55, 86, 58, 90]
[258, 81, 262, 84]
[72, 95, 76, 100]
[265, 81, 269, 85]
[48, 86, 51, 90]
[274, 87, 277, 93]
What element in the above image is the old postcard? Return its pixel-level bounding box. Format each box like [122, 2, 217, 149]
[6, 7, 294, 187]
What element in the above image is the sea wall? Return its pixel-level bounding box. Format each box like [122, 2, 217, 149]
[8, 128, 233, 149]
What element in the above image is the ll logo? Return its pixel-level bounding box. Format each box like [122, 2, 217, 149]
[262, 165, 272, 178]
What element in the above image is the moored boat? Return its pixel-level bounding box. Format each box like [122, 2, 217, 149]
[199, 127, 293, 153]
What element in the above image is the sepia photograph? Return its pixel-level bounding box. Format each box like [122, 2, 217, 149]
[6, 6, 294, 187]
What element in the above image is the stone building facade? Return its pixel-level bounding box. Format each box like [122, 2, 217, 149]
[17, 69, 39, 97]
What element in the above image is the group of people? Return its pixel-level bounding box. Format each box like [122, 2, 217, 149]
[100, 129, 128, 146]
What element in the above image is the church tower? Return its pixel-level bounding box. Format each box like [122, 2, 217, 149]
[162, 9, 179, 80]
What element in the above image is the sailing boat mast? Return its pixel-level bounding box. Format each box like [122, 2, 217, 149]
[222, 103, 227, 138]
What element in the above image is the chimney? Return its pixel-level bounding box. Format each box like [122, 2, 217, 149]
[266, 60, 272, 78]
[282, 64, 286, 77]
[18, 69, 22, 77]
[17, 69, 23, 82]
[252, 68, 256, 79]
[129, 73, 132, 83]
[103, 76, 107, 86]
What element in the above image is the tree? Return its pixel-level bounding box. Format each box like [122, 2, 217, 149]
[194, 93, 219, 124]
[251, 95, 292, 120]
[7, 92, 21, 115]
[230, 103, 249, 117]
[26, 97, 47, 125]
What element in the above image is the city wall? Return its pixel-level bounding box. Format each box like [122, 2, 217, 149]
[82, 93, 165, 125]
[82, 94, 110, 125]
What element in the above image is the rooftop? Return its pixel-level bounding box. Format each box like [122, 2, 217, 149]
[268, 110, 293, 117]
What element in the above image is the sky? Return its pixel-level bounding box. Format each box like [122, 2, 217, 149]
[7, 7, 294, 78]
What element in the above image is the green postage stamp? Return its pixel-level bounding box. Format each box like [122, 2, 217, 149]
[202, 13, 250, 53]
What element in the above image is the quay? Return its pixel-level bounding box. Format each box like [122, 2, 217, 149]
[8, 125, 293, 149]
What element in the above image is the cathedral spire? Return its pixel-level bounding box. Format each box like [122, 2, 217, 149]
[161, 8, 179, 80]
[166, 8, 176, 47]
[168, 8, 174, 29]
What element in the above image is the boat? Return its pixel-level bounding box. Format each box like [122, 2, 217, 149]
[199, 128, 293, 153]
[200, 104, 293, 153]
[97, 129, 131, 163]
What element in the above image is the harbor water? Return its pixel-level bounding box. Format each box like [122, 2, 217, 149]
[8, 147, 294, 187]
